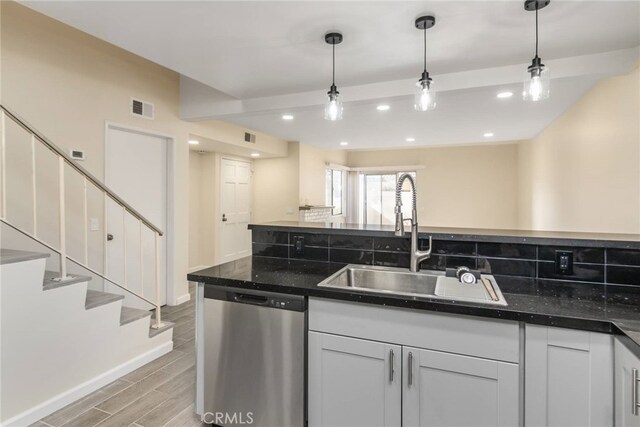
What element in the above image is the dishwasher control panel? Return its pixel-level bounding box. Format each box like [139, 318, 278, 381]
[268, 296, 305, 312]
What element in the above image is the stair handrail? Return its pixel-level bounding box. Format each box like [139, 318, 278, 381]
[0, 105, 165, 329]
[0, 106, 163, 236]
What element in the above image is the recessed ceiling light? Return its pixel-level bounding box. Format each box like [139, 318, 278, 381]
[250, 153, 260, 157]
[188, 140, 199, 145]
[339, 141, 349, 146]
[376, 104, 390, 111]
[483, 132, 494, 138]
[406, 137, 416, 142]
[282, 114, 294, 120]
[497, 91, 513, 99]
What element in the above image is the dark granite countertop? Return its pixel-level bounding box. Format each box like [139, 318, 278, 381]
[249, 221, 640, 249]
[188, 256, 640, 348]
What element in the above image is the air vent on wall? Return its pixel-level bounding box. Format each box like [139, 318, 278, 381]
[131, 98, 154, 119]
[244, 132, 256, 144]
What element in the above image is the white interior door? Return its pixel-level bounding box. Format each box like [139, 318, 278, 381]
[105, 126, 167, 308]
[218, 157, 252, 264]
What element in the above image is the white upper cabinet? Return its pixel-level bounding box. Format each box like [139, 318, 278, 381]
[615, 337, 640, 427]
[402, 346, 519, 427]
[525, 325, 614, 427]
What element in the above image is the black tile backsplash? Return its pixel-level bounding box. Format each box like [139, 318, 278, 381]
[538, 246, 604, 264]
[330, 249, 374, 265]
[423, 255, 476, 271]
[290, 233, 328, 247]
[330, 235, 373, 250]
[289, 245, 329, 261]
[607, 265, 640, 286]
[251, 230, 289, 245]
[252, 230, 639, 292]
[477, 243, 536, 260]
[478, 258, 536, 277]
[374, 251, 410, 268]
[538, 261, 605, 283]
[427, 240, 476, 256]
[374, 237, 410, 252]
[252, 243, 289, 258]
[607, 248, 640, 266]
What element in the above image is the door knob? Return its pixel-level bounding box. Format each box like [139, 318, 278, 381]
[222, 214, 227, 222]
[107, 233, 114, 241]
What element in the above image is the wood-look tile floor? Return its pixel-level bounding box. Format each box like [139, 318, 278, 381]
[33, 284, 203, 427]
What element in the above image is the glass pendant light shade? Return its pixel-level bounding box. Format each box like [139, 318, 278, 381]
[523, 59, 550, 102]
[414, 74, 436, 111]
[324, 85, 343, 121]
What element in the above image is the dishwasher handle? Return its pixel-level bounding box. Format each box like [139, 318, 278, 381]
[233, 293, 269, 306]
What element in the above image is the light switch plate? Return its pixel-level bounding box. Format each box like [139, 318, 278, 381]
[90, 218, 100, 231]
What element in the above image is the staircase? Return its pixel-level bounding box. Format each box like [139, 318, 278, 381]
[0, 105, 176, 426]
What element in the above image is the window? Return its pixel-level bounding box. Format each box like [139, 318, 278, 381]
[359, 172, 416, 225]
[326, 169, 344, 216]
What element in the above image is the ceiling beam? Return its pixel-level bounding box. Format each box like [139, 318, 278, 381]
[180, 47, 639, 121]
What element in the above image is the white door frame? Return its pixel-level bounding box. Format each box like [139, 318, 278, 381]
[103, 121, 178, 306]
[214, 154, 253, 266]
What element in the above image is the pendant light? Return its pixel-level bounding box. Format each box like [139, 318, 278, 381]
[523, 0, 551, 102]
[324, 32, 344, 121]
[414, 15, 436, 111]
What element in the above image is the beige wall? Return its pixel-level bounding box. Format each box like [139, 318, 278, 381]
[188, 151, 217, 269]
[298, 143, 348, 206]
[253, 141, 300, 223]
[348, 144, 521, 229]
[517, 66, 640, 234]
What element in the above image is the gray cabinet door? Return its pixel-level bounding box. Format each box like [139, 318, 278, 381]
[526, 325, 614, 427]
[402, 346, 519, 427]
[614, 338, 640, 427]
[308, 331, 401, 427]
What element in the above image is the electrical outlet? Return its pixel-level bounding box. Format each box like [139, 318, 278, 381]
[555, 250, 573, 275]
[89, 218, 100, 231]
[293, 236, 305, 256]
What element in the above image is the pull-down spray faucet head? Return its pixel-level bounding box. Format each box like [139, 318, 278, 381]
[394, 205, 404, 236]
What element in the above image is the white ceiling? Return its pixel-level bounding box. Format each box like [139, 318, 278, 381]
[223, 76, 600, 149]
[23, 1, 640, 150]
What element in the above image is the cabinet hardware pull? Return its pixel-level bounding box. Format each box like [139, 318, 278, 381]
[408, 352, 413, 386]
[389, 349, 395, 382]
[633, 368, 639, 416]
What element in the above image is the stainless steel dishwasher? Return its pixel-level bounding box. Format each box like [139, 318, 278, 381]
[196, 284, 306, 427]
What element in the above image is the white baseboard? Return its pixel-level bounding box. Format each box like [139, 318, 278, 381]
[2, 341, 173, 427]
[175, 292, 191, 305]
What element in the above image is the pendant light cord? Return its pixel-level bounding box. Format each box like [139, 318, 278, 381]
[423, 26, 427, 72]
[332, 43, 336, 86]
[535, 7, 539, 58]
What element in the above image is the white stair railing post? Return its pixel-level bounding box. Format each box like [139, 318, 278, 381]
[151, 231, 164, 329]
[32, 136, 37, 236]
[58, 156, 67, 279]
[1, 110, 6, 220]
[83, 177, 88, 265]
[139, 219, 144, 298]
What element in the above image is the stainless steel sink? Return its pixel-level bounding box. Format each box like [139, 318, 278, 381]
[318, 265, 507, 306]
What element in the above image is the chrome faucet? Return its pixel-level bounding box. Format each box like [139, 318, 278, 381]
[394, 173, 432, 272]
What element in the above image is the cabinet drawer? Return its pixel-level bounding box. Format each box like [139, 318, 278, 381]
[309, 297, 520, 363]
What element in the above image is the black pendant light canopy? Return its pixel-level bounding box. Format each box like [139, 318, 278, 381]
[324, 32, 344, 121]
[414, 15, 437, 111]
[523, 0, 551, 101]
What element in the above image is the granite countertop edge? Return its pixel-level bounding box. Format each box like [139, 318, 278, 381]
[188, 257, 640, 348]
